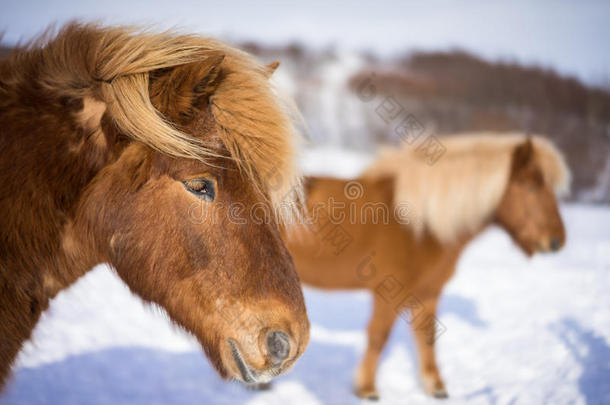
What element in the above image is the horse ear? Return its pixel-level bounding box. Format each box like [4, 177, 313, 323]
[512, 137, 534, 173]
[193, 52, 226, 99]
[264, 61, 280, 78]
[149, 52, 225, 123]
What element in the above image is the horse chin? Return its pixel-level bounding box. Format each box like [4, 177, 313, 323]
[520, 240, 553, 256]
[515, 238, 537, 257]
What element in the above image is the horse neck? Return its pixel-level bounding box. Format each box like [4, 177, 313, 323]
[0, 79, 121, 380]
[0, 89, 117, 292]
[438, 217, 493, 258]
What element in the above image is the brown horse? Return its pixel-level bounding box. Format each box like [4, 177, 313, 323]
[0, 23, 310, 389]
[286, 133, 569, 399]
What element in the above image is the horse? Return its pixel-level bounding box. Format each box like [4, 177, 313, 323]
[285, 133, 570, 399]
[0, 23, 310, 389]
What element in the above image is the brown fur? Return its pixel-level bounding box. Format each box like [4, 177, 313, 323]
[286, 135, 567, 399]
[0, 23, 309, 390]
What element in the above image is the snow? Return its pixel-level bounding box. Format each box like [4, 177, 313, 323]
[299, 146, 375, 179]
[2, 151, 609, 404]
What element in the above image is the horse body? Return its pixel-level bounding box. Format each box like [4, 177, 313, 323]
[287, 133, 569, 399]
[0, 23, 309, 389]
[289, 178, 473, 399]
[290, 177, 457, 288]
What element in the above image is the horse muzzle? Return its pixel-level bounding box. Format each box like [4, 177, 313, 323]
[225, 329, 296, 385]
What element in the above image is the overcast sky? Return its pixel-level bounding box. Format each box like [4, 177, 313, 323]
[1, 0, 609, 85]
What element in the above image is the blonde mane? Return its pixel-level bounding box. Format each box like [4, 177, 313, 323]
[1, 22, 301, 221]
[364, 132, 571, 243]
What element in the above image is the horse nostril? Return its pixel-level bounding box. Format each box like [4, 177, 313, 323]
[550, 238, 561, 251]
[267, 330, 290, 364]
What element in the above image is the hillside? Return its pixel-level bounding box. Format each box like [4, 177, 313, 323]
[244, 44, 610, 203]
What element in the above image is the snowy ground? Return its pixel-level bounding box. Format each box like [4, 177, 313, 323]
[1, 149, 609, 404]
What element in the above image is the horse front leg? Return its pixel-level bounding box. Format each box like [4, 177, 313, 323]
[409, 292, 448, 398]
[354, 295, 397, 400]
[0, 279, 45, 391]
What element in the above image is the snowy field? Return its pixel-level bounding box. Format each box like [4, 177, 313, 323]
[1, 148, 609, 404]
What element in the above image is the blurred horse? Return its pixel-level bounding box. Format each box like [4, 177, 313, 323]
[286, 133, 569, 399]
[0, 23, 309, 389]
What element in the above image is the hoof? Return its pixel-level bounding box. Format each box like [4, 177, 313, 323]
[354, 386, 380, 401]
[247, 382, 272, 391]
[432, 388, 448, 399]
[422, 375, 448, 399]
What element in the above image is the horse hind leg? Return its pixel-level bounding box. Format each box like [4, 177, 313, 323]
[353, 296, 397, 400]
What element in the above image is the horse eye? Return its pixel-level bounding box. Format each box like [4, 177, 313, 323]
[183, 179, 215, 202]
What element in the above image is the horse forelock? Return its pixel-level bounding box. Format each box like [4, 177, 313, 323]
[4, 22, 303, 224]
[363, 132, 570, 243]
